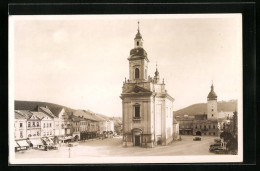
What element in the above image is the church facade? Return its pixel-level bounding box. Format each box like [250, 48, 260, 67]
[120, 22, 175, 148]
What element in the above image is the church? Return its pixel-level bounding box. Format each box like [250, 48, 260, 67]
[120, 22, 175, 148]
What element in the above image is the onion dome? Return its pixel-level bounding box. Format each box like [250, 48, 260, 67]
[207, 83, 217, 100]
[130, 47, 147, 57]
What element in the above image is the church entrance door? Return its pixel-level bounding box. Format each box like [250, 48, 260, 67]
[196, 131, 202, 136]
[134, 135, 141, 146]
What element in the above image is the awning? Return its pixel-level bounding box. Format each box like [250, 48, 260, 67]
[16, 140, 29, 147]
[64, 136, 73, 140]
[14, 141, 19, 147]
[47, 137, 54, 144]
[30, 138, 43, 146]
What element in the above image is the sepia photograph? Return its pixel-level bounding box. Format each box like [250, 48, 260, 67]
[9, 14, 243, 164]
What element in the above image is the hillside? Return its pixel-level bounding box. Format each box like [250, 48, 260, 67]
[15, 100, 76, 113]
[174, 100, 237, 116]
[15, 100, 122, 124]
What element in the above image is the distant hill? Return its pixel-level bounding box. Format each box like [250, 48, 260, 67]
[15, 100, 76, 113]
[174, 100, 237, 116]
[15, 100, 122, 123]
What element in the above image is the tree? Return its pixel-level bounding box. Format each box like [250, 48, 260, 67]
[220, 131, 233, 142]
[226, 137, 238, 152]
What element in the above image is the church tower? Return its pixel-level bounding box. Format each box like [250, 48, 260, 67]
[128, 21, 149, 82]
[121, 21, 175, 148]
[207, 82, 218, 119]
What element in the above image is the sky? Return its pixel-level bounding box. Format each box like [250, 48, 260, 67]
[10, 14, 242, 117]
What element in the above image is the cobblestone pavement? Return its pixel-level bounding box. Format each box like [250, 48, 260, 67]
[15, 135, 217, 159]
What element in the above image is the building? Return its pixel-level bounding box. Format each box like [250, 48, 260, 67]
[31, 111, 54, 137]
[16, 110, 42, 139]
[172, 118, 179, 140]
[120, 22, 175, 147]
[49, 107, 67, 138]
[177, 116, 194, 135]
[176, 83, 223, 136]
[68, 114, 80, 140]
[14, 111, 27, 140]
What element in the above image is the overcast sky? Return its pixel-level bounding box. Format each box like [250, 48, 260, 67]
[10, 14, 242, 117]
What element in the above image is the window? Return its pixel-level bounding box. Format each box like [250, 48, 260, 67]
[212, 109, 214, 111]
[209, 125, 211, 129]
[47, 123, 49, 128]
[213, 125, 215, 129]
[135, 68, 139, 79]
[213, 132, 215, 135]
[28, 122, 31, 127]
[37, 131, 40, 136]
[204, 125, 206, 129]
[20, 123, 23, 128]
[20, 131, 23, 138]
[195, 125, 197, 129]
[212, 114, 214, 117]
[37, 122, 39, 127]
[43, 123, 45, 128]
[209, 132, 211, 135]
[134, 105, 140, 118]
[50, 123, 52, 127]
[32, 122, 35, 127]
[28, 134, 32, 137]
[137, 41, 139, 46]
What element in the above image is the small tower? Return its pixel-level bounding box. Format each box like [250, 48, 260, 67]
[128, 21, 149, 82]
[207, 81, 218, 120]
[154, 63, 160, 83]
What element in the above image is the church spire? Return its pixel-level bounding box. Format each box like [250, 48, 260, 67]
[154, 63, 160, 83]
[135, 20, 142, 40]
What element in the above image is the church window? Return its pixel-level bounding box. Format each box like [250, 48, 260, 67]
[134, 105, 140, 118]
[135, 68, 140, 79]
[137, 41, 139, 46]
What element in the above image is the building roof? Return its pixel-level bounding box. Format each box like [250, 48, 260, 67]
[15, 112, 27, 120]
[15, 110, 33, 119]
[49, 107, 63, 117]
[31, 112, 49, 120]
[73, 110, 99, 122]
[130, 47, 147, 57]
[207, 84, 217, 99]
[70, 114, 81, 122]
[39, 106, 57, 118]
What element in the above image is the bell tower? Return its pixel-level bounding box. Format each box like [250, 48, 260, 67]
[207, 81, 218, 120]
[128, 21, 149, 83]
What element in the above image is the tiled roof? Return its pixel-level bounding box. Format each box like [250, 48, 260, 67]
[73, 110, 98, 122]
[39, 107, 57, 118]
[15, 110, 33, 119]
[15, 112, 27, 120]
[31, 112, 49, 120]
[49, 107, 63, 117]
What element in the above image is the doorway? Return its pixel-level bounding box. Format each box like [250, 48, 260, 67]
[196, 131, 201, 136]
[134, 135, 141, 146]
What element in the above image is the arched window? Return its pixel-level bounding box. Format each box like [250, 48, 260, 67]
[135, 68, 139, 79]
[137, 41, 139, 46]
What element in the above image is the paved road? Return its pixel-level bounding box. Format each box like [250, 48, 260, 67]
[15, 135, 217, 159]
